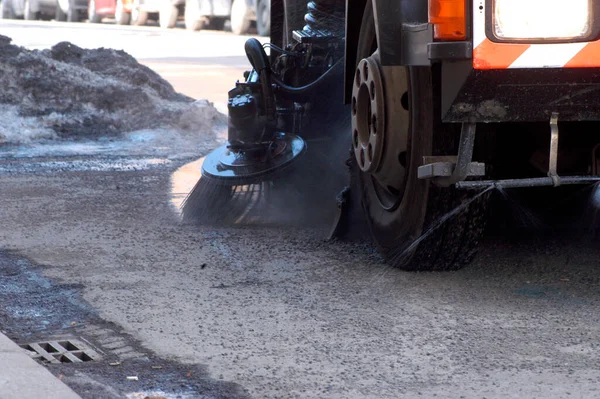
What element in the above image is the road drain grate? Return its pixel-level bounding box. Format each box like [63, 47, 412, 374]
[19, 339, 100, 364]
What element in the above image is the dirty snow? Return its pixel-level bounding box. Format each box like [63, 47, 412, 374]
[0, 35, 226, 158]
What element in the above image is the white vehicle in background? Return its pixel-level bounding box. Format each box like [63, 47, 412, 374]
[183, 0, 229, 31]
[129, 0, 185, 28]
[1, 0, 87, 21]
[230, 0, 269, 36]
[184, 0, 270, 36]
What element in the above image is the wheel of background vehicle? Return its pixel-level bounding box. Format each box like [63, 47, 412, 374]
[55, 0, 66, 20]
[130, 0, 147, 25]
[230, 0, 251, 35]
[23, 0, 37, 20]
[158, 1, 177, 29]
[255, 0, 269, 36]
[183, 0, 205, 31]
[115, 0, 130, 24]
[87, 0, 101, 22]
[66, 0, 80, 21]
[353, 0, 488, 271]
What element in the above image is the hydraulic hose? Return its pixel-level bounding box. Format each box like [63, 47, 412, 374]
[244, 38, 276, 121]
[271, 58, 345, 100]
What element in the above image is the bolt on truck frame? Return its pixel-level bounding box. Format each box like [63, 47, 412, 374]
[184, 0, 600, 271]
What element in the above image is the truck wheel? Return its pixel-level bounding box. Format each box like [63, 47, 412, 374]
[352, 1, 488, 271]
[115, 0, 130, 25]
[159, 2, 177, 28]
[230, 0, 251, 35]
[55, 0, 66, 20]
[255, 0, 269, 36]
[87, 0, 101, 22]
[130, 0, 147, 25]
[184, 0, 205, 30]
[66, 7, 78, 21]
[23, 0, 37, 20]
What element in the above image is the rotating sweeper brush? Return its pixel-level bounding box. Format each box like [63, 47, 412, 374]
[180, 34, 348, 225]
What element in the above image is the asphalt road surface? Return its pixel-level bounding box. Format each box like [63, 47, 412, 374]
[1, 20, 600, 399]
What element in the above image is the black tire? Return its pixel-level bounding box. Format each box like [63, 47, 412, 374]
[66, 7, 78, 21]
[115, 0, 130, 25]
[23, 0, 37, 20]
[255, 0, 269, 36]
[354, 1, 488, 271]
[87, 0, 101, 22]
[159, 1, 177, 28]
[55, 0, 66, 20]
[230, 0, 250, 35]
[183, 0, 204, 30]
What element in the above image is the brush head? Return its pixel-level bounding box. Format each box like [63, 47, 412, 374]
[201, 132, 306, 186]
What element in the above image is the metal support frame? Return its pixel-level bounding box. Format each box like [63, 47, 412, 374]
[456, 112, 600, 190]
[548, 112, 560, 186]
[418, 122, 484, 186]
[456, 176, 600, 190]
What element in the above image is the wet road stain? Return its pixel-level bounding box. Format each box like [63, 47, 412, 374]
[170, 157, 205, 212]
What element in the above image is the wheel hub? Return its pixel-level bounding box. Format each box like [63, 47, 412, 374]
[351, 52, 410, 206]
[351, 57, 385, 173]
[201, 133, 306, 186]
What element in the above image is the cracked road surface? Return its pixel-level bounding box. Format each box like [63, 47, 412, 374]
[1, 20, 600, 399]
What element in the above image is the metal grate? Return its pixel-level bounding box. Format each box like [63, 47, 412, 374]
[20, 339, 100, 364]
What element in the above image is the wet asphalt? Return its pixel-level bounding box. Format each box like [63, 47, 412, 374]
[1, 149, 600, 398]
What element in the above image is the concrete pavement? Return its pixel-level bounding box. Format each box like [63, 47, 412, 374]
[0, 332, 81, 399]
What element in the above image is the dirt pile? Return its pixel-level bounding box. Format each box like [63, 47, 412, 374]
[0, 35, 225, 144]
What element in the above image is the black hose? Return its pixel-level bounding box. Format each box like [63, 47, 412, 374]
[245, 38, 270, 72]
[244, 38, 275, 121]
[272, 58, 344, 99]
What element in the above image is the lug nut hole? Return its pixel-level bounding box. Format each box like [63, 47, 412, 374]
[401, 91, 409, 110]
[371, 115, 377, 134]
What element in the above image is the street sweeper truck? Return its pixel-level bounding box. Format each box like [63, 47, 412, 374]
[182, 0, 600, 271]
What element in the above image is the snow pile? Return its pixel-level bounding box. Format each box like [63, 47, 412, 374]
[0, 35, 226, 146]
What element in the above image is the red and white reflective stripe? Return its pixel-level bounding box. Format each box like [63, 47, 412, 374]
[472, 0, 600, 69]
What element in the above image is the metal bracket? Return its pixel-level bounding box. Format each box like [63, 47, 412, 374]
[417, 123, 484, 186]
[548, 112, 561, 186]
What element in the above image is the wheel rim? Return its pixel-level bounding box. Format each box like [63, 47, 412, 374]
[258, 0, 268, 28]
[352, 51, 410, 211]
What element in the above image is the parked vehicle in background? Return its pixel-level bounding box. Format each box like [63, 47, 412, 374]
[88, 0, 131, 24]
[55, 0, 87, 20]
[130, 0, 184, 28]
[230, 0, 269, 36]
[184, 0, 228, 31]
[0, 0, 86, 21]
